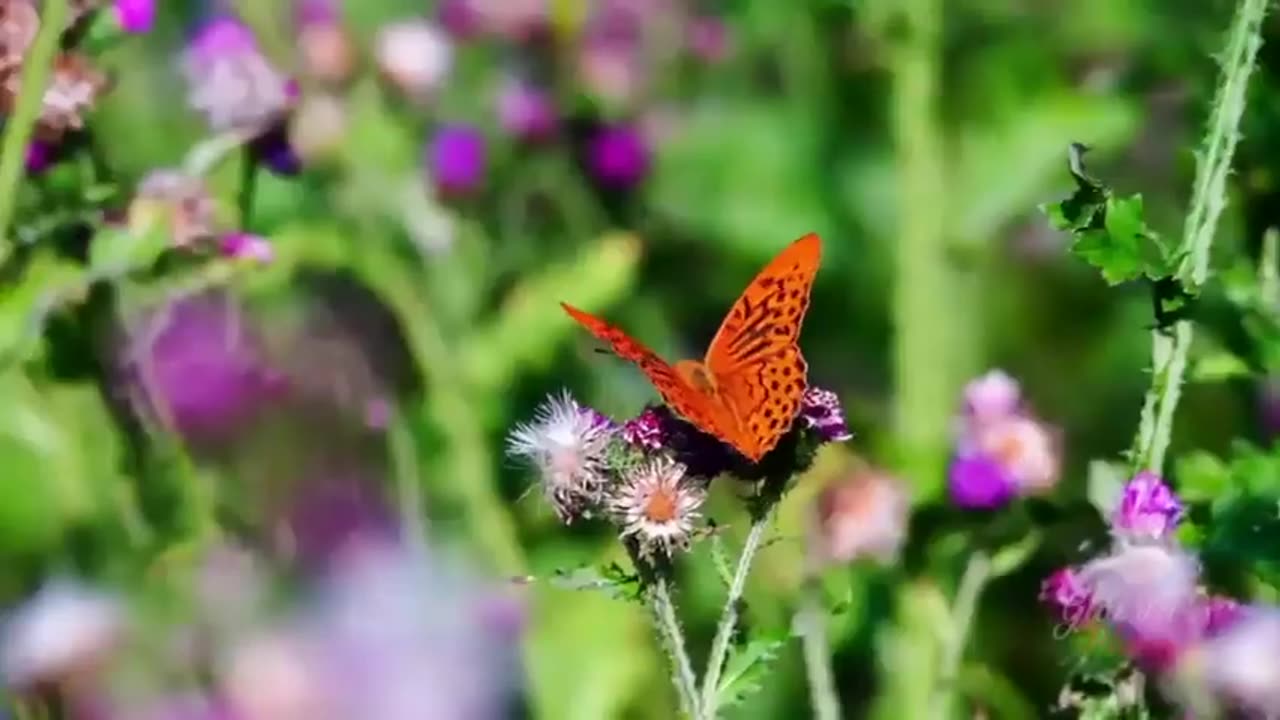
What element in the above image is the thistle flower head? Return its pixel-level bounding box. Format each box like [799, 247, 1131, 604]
[610, 456, 705, 558]
[962, 369, 1022, 423]
[622, 407, 665, 450]
[2, 53, 109, 142]
[587, 123, 649, 189]
[1, 579, 125, 691]
[427, 124, 486, 197]
[799, 387, 853, 443]
[811, 468, 909, 566]
[113, 0, 155, 34]
[947, 453, 1016, 509]
[1040, 567, 1096, 628]
[220, 232, 275, 264]
[507, 391, 615, 522]
[497, 77, 558, 143]
[183, 16, 295, 134]
[373, 20, 453, 102]
[1177, 607, 1280, 717]
[1112, 470, 1184, 541]
[970, 414, 1061, 494]
[130, 168, 220, 248]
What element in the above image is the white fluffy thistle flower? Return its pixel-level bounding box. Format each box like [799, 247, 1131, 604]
[610, 456, 706, 558]
[506, 390, 616, 522]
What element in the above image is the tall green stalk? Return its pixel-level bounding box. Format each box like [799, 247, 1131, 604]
[0, 0, 68, 263]
[1129, 0, 1269, 474]
[874, 0, 954, 494]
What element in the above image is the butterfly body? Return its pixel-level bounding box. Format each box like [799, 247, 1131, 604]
[562, 233, 822, 463]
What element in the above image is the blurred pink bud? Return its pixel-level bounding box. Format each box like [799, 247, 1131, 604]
[811, 469, 910, 566]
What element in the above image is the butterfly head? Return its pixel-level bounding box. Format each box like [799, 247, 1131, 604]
[673, 359, 717, 396]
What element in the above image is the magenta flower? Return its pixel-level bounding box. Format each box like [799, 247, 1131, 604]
[799, 387, 853, 442]
[117, 294, 287, 444]
[219, 233, 274, 264]
[183, 16, 294, 134]
[1040, 567, 1096, 627]
[428, 124, 486, 196]
[947, 453, 1016, 509]
[962, 369, 1022, 423]
[687, 17, 729, 63]
[588, 124, 650, 188]
[623, 407, 665, 450]
[1112, 471, 1184, 541]
[24, 142, 56, 175]
[113, 0, 155, 34]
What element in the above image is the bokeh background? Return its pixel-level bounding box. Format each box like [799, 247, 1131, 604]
[5, 0, 1280, 717]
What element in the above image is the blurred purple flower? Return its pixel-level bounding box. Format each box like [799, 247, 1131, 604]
[374, 20, 453, 101]
[812, 469, 909, 566]
[113, 0, 155, 34]
[1039, 567, 1095, 627]
[588, 124, 649, 188]
[282, 476, 399, 573]
[295, 0, 356, 85]
[428, 124, 486, 196]
[1, 579, 125, 692]
[947, 453, 1016, 509]
[799, 387, 853, 442]
[219, 232, 274, 264]
[183, 16, 295, 134]
[119, 294, 287, 444]
[622, 407, 665, 450]
[249, 123, 303, 176]
[1112, 471, 1184, 541]
[687, 17, 729, 63]
[437, 0, 481, 39]
[24, 141, 56, 175]
[497, 78, 557, 143]
[962, 369, 1022, 423]
[1184, 606, 1280, 716]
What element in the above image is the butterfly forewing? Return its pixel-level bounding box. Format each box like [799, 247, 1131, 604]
[560, 302, 731, 439]
[702, 234, 821, 459]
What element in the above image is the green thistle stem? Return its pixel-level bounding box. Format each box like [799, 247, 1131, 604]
[698, 512, 771, 718]
[0, 0, 68, 264]
[649, 575, 702, 718]
[1129, 0, 1269, 474]
[798, 576, 842, 720]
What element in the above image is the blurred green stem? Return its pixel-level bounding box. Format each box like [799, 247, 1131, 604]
[878, 0, 953, 493]
[0, 0, 67, 264]
[1130, 0, 1268, 474]
[798, 576, 841, 720]
[930, 552, 991, 720]
[649, 575, 701, 718]
[699, 513, 771, 718]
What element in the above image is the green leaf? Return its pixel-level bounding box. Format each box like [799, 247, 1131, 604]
[1191, 350, 1253, 382]
[1175, 450, 1233, 504]
[88, 224, 168, 276]
[714, 630, 788, 710]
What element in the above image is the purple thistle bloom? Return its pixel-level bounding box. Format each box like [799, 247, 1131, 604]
[249, 123, 302, 176]
[1040, 567, 1095, 627]
[497, 79, 558, 143]
[183, 16, 295, 135]
[282, 475, 399, 573]
[962, 369, 1021, 423]
[219, 232, 274, 264]
[24, 142, 56, 175]
[587, 124, 649, 189]
[113, 0, 155, 34]
[118, 294, 287, 445]
[799, 387, 853, 442]
[428, 124, 486, 196]
[641, 405, 739, 479]
[1202, 595, 1247, 636]
[437, 0, 482, 39]
[1112, 471, 1184, 541]
[947, 453, 1016, 510]
[623, 408, 665, 450]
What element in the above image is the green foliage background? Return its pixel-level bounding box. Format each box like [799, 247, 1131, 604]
[7, 0, 1280, 716]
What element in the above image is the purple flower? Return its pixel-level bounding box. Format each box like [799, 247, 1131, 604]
[118, 294, 287, 444]
[219, 233, 274, 264]
[640, 405, 740, 479]
[1112, 471, 1184, 541]
[437, 0, 481, 39]
[947, 453, 1016, 509]
[1039, 567, 1095, 627]
[282, 475, 399, 572]
[812, 469, 909, 565]
[113, 0, 155, 34]
[506, 391, 616, 522]
[249, 123, 302, 176]
[24, 142, 56, 175]
[497, 79, 558, 143]
[587, 124, 649, 188]
[799, 387, 853, 442]
[183, 16, 294, 134]
[428, 124, 486, 196]
[687, 17, 729, 63]
[622, 407, 665, 450]
[962, 369, 1021, 423]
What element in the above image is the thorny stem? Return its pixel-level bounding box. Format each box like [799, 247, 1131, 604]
[699, 512, 771, 718]
[798, 576, 842, 720]
[0, 0, 68, 264]
[930, 552, 992, 720]
[648, 575, 702, 718]
[1129, 0, 1268, 474]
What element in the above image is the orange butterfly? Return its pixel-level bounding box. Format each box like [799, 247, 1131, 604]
[561, 233, 822, 462]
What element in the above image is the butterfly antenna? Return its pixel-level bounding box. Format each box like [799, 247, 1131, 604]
[592, 346, 618, 358]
